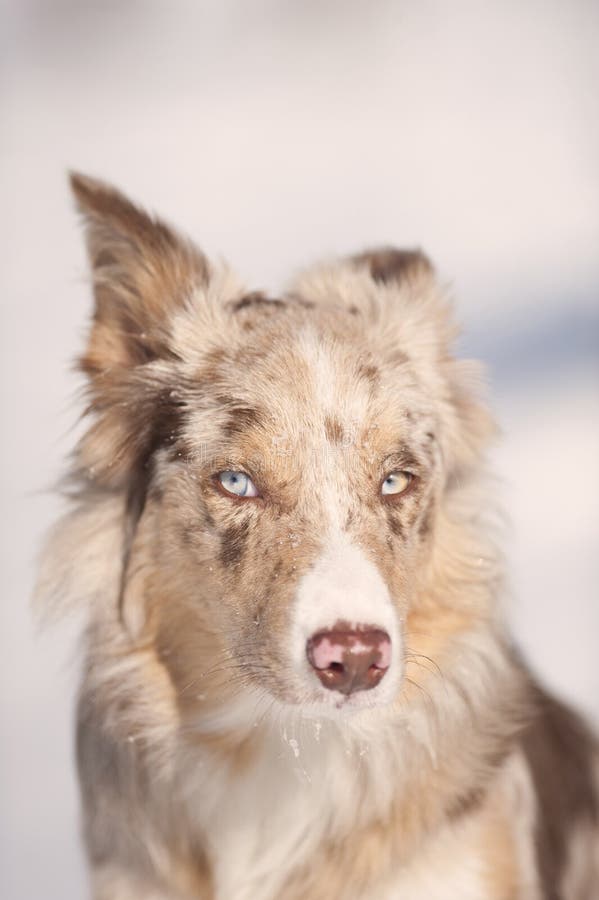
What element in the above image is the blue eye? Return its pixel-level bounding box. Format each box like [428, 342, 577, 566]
[381, 471, 413, 496]
[217, 471, 259, 498]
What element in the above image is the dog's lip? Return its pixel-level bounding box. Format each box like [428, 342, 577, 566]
[296, 687, 395, 716]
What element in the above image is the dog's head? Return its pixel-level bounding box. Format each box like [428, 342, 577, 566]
[69, 174, 496, 720]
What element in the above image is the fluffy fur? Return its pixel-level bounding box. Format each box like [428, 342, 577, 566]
[36, 175, 599, 899]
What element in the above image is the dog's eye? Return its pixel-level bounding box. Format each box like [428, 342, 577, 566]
[217, 471, 259, 498]
[381, 471, 413, 496]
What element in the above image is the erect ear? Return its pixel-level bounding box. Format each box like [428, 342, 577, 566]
[353, 247, 497, 468]
[351, 246, 434, 286]
[348, 245, 453, 356]
[71, 172, 209, 371]
[70, 173, 209, 487]
[290, 245, 438, 327]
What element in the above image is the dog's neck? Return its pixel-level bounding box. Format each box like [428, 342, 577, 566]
[173, 633, 526, 900]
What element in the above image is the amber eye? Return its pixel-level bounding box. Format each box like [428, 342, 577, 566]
[381, 471, 413, 496]
[217, 471, 259, 498]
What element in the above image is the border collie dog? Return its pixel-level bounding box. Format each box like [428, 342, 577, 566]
[37, 174, 598, 899]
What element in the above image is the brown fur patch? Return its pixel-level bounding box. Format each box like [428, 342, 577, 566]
[521, 688, 598, 899]
[357, 362, 380, 384]
[324, 414, 345, 445]
[200, 347, 228, 381]
[232, 292, 285, 312]
[386, 511, 405, 539]
[219, 403, 265, 439]
[446, 785, 486, 822]
[219, 518, 251, 568]
[417, 497, 434, 539]
[352, 246, 433, 285]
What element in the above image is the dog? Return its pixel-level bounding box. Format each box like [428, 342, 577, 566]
[36, 174, 599, 899]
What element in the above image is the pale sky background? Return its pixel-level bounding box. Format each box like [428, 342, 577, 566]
[1, 2, 598, 898]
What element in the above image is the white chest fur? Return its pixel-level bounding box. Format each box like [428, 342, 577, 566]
[181, 701, 402, 900]
[178, 697, 495, 900]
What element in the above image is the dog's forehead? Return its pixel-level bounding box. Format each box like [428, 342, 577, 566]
[196, 312, 435, 450]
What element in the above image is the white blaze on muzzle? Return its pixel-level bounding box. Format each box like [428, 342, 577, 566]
[291, 535, 402, 704]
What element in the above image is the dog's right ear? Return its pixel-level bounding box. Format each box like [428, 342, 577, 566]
[70, 172, 209, 372]
[70, 173, 211, 487]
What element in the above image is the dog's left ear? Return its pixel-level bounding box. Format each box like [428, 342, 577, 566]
[353, 246, 497, 470]
[351, 246, 434, 287]
[70, 173, 210, 487]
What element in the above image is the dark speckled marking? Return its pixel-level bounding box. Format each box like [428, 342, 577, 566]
[202, 508, 215, 529]
[225, 407, 263, 438]
[417, 498, 434, 539]
[324, 415, 345, 445]
[198, 347, 228, 385]
[446, 787, 486, 823]
[219, 519, 251, 568]
[353, 247, 433, 285]
[180, 525, 193, 547]
[231, 292, 285, 312]
[386, 512, 405, 539]
[213, 396, 264, 439]
[357, 362, 380, 385]
[202, 346, 227, 369]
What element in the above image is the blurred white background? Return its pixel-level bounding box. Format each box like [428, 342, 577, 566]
[1, 1, 597, 897]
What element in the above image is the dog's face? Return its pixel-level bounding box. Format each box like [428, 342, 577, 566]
[159, 311, 441, 715]
[71, 175, 494, 720]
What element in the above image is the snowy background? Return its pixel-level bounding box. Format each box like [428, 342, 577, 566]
[1, 1, 597, 897]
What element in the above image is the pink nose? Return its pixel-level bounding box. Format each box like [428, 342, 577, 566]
[306, 624, 391, 695]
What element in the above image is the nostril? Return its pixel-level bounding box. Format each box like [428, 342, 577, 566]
[306, 624, 391, 695]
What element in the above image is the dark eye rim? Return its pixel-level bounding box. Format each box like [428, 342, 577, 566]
[379, 470, 417, 502]
[211, 470, 263, 503]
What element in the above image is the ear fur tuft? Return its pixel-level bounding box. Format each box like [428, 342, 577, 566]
[70, 173, 208, 487]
